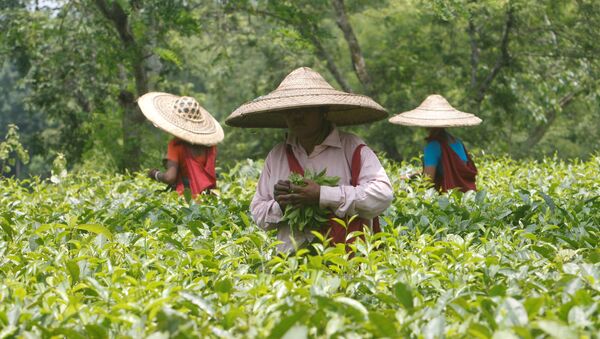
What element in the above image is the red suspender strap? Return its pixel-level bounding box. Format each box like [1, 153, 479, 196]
[350, 144, 366, 186]
[285, 145, 305, 175]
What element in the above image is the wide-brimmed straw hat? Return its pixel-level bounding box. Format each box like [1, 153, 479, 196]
[225, 67, 387, 128]
[389, 94, 482, 128]
[137, 92, 224, 145]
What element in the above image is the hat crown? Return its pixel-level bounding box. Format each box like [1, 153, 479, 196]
[276, 67, 335, 91]
[419, 94, 454, 111]
[173, 96, 204, 122]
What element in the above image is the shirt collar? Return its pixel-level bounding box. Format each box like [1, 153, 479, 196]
[285, 124, 342, 149]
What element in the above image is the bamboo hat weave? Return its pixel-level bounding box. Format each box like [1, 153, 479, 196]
[389, 94, 482, 127]
[137, 92, 224, 145]
[225, 67, 387, 128]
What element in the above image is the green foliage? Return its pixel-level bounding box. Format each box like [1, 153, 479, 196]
[0, 156, 598, 336]
[2, 0, 600, 172]
[0, 124, 29, 174]
[281, 169, 340, 232]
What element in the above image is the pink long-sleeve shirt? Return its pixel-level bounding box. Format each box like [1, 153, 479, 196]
[250, 126, 394, 253]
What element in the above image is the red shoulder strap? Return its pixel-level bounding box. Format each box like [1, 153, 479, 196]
[350, 144, 366, 186]
[285, 145, 304, 175]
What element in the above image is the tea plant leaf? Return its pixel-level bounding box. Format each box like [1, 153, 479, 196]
[495, 298, 528, 327]
[423, 316, 445, 339]
[268, 312, 304, 339]
[491, 330, 519, 339]
[180, 292, 215, 317]
[369, 311, 398, 337]
[1, 156, 599, 336]
[36, 223, 66, 234]
[75, 224, 113, 240]
[393, 282, 414, 311]
[281, 325, 308, 339]
[239, 212, 251, 228]
[84, 324, 108, 339]
[66, 259, 80, 283]
[0, 217, 14, 241]
[334, 297, 368, 320]
[539, 192, 557, 213]
[535, 320, 577, 339]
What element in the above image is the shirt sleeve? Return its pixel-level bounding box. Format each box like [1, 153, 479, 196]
[166, 140, 180, 163]
[250, 151, 284, 230]
[319, 146, 394, 219]
[423, 141, 441, 167]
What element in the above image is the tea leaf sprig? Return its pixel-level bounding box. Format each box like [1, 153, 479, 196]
[281, 169, 340, 231]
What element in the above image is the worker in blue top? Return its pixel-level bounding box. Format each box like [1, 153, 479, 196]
[389, 94, 482, 192]
[423, 128, 468, 180]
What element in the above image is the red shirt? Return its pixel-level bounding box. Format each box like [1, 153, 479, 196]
[165, 139, 217, 196]
[166, 139, 208, 180]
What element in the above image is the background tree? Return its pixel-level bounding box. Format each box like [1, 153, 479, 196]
[1, 0, 598, 175]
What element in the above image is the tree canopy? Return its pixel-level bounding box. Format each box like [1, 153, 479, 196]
[1, 0, 599, 175]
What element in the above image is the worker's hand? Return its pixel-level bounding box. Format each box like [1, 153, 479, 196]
[400, 171, 420, 181]
[148, 168, 159, 180]
[274, 180, 291, 209]
[278, 179, 321, 208]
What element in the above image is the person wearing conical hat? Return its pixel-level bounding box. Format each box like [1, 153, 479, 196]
[389, 94, 481, 192]
[226, 67, 394, 253]
[137, 92, 224, 196]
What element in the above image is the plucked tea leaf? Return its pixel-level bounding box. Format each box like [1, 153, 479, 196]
[282, 170, 339, 231]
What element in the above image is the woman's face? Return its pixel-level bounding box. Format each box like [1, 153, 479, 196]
[285, 107, 327, 138]
[428, 128, 444, 137]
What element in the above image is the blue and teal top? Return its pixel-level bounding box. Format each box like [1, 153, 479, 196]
[424, 137, 467, 173]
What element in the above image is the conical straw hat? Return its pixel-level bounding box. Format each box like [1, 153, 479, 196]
[226, 67, 387, 128]
[137, 92, 224, 145]
[389, 94, 482, 128]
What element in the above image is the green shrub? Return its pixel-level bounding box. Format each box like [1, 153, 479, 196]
[0, 155, 598, 337]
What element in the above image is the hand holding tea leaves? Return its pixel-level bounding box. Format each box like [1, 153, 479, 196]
[279, 169, 339, 231]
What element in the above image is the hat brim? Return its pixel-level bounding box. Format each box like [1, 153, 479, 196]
[389, 108, 482, 128]
[226, 93, 387, 128]
[138, 92, 224, 145]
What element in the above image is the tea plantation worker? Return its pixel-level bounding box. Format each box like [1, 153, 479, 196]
[137, 92, 224, 196]
[226, 67, 394, 253]
[389, 94, 481, 192]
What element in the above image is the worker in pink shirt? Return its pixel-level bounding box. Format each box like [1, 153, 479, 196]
[226, 67, 393, 253]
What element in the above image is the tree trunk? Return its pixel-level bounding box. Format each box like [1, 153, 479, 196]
[306, 27, 353, 92]
[468, 4, 514, 112]
[467, 19, 480, 91]
[94, 0, 148, 171]
[248, 7, 353, 92]
[331, 0, 374, 96]
[119, 90, 145, 170]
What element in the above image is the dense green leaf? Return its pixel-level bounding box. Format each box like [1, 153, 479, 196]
[393, 282, 414, 311]
[75, 224, 113, 240]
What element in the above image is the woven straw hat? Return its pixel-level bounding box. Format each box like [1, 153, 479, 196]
[137, 92, 224, 145]
[225, 67, 387, 128]
[389, 94, 482, 128]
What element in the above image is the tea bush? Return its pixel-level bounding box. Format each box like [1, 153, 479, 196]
[0, 156, 598, 338]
